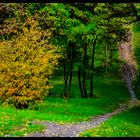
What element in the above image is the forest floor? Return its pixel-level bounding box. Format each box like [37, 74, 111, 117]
[25, 31, 140, 137]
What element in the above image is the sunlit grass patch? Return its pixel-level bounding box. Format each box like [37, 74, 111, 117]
[80, 106, 140, 137]
[0, 106, 45, 137]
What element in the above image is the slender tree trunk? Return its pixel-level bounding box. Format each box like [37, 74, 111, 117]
[63, 59, 71, 98]
[68, 65, 73, 98]
[86, 48, 90, 79]
[105, 43, 108, 72]
[109, 41, 117, 67]
[67, 51, 74, 98]
[82, 44, 88, 98]
[63, 60, 67, 97]
[83, 73, 87, 98]
[78, 68, 84, 98]
[64, 44, 75, 99]
[64, 60, 66, 81]
[90, 39, 96, 98]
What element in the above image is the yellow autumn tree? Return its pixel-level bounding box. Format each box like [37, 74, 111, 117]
[0, 17, 61, 109]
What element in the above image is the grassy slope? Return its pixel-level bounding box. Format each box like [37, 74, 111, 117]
[80, 23, 140, 137]
[80, 106, 140, 137]
[0, 74, 129, 137]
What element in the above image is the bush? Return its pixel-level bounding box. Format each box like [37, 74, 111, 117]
[0, 18, 60, 109]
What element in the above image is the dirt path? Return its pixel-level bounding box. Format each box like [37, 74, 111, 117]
[26, 103, 128, 137]
[119, 31, 137, 100]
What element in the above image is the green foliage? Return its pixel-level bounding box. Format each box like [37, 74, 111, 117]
[0, 17, 60, 109]
[0, 3, 139, 137]
[133, 22, 140, 32]
[132, 23, 140, 98]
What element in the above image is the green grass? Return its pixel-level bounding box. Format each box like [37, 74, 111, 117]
[50, 73, 129, 99]
[0, 106, 45, 137]
[80, 106, 140, 137]
[0, 74, 130, 137]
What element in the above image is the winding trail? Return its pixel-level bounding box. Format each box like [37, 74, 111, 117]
[119, 31, 138, 101]
[26, 104, 128, 137]
[25, 30, 139, 137]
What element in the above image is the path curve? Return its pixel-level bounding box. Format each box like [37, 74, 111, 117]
[26, 103, 128, 137]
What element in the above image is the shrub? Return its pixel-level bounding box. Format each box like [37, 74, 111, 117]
[0, 18, 60, 109]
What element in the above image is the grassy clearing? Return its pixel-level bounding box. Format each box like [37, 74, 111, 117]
[50, 73, 129, 99]
[0, 74, 130, 137]
[80, 106, 140, 137]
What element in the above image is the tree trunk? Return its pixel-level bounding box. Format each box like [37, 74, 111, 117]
[67, 57, 73, 99]
[90, 39, 96, 98]
[82, 44, 88, 98]
[105, 43, 108, 72]
[78, 68, 84, 98]
[63, 59, 71, 98]
[64, 60, 66, 81]
[63, 60, 67, 97]
[64, 43, 75, 99]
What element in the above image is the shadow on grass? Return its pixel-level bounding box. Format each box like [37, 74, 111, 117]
[49, 74, 129, 99]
